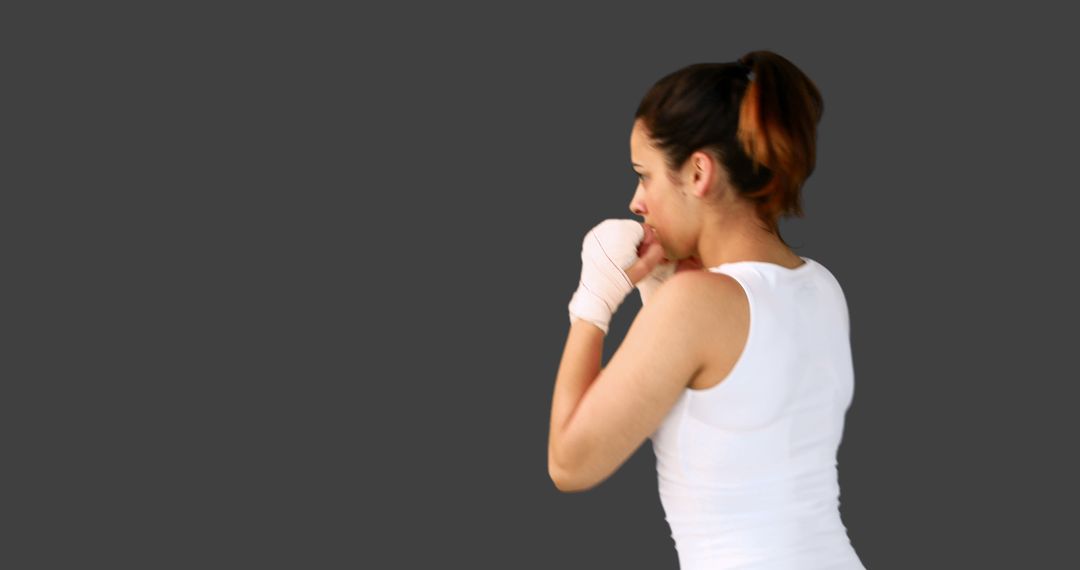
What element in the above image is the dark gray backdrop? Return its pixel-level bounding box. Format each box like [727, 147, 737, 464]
[7, 2, 1077, 568]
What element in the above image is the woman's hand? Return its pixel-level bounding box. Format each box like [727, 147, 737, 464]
[627, 222, 707, 306]
[568, 220, 709, 332]
[626, 222, 706, 283]
[624, 223, 669, 285]
[567, 219, 648, 335]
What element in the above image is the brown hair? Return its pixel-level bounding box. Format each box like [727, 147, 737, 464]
[634, 50, 824, 246]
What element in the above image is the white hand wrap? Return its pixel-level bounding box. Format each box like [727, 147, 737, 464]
[567, 219, 644, 335]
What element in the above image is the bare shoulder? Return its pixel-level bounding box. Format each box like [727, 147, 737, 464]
[655, 270, 749, 391]
[661, 269, 746, 310]
[648, 270, 748, 366]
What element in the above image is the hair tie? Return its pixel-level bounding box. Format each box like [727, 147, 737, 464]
[735, 60, 753, 79]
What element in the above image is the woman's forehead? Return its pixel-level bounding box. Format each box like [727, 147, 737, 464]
[630, 124, 656, 161]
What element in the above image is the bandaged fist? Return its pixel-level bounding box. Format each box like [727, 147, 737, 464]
[568, 219, 659, 335]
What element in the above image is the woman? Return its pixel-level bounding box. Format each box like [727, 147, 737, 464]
[548, 51, 867, 569]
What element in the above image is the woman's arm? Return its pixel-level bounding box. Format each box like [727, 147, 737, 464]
[548, 319, 604, 490]
[547, 272, 713, 492]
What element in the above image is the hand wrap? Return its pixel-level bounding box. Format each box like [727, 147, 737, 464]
[567, 219, 644, 335]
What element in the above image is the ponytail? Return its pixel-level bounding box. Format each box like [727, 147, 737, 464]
[735, 51, 824, 238]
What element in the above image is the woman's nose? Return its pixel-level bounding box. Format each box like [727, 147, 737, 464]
[629, 184, 647, 216]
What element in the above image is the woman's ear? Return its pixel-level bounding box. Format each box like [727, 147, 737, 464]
[688, 151, 715, 197]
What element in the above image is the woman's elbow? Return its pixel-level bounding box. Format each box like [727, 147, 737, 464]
[548, 455, 585, 492]
[550, 461, 600, 493]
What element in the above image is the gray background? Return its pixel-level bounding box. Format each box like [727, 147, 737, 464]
[6, 2, 1077, 568]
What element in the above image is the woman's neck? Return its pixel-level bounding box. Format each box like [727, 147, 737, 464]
[695, 211, 797, 269]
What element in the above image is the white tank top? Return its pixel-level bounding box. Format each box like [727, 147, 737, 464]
[649, 256, 866, 570]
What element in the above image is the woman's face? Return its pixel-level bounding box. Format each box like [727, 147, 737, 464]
[627, 120, 696, 262]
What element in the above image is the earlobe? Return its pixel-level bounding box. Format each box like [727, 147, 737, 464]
[693, 172, 710, 199]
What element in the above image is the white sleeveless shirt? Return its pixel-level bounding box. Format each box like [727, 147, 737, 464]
[649, 256, 866, 569]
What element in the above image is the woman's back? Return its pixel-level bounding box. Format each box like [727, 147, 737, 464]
[649, 257, 866, 569]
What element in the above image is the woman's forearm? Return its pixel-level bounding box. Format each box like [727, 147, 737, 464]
[548, 319, 605, 473]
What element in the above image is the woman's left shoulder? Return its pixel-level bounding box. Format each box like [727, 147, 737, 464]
[665, 268, 743, 298]
[654, 270, 746, 321]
